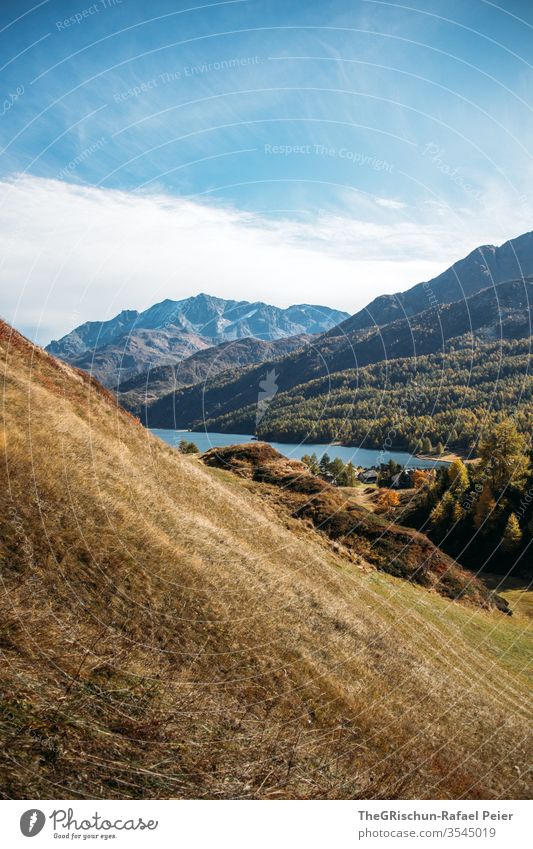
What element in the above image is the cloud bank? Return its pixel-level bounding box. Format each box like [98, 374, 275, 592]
[0, 175, 530, 346]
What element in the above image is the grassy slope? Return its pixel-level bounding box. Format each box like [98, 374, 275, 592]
[1, 320, 531, 800]
[483, 575, 533, 621]
[201, 443, 509, 611]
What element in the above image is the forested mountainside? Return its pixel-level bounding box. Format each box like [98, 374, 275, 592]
[190, 336, 533, 450]
[44, 231, 533, 392]
[117, 333, 310, 415]
[143, 278, 533, 444]
[1, 318, 531, 799]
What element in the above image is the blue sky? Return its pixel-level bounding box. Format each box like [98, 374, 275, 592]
[1, 0, 533, 343]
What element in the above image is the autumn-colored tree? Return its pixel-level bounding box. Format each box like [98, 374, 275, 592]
[375, 489, 400, 514]
[430, 490, 454, 525]
[412, 469, 430, 489]
[478, 420, 530, 493]
[473, 481, 496, 530]
[447, 459, 469, 491]
[452, 500, 465, 523]
[301, 453, 320, 475]
[502, 513, 522, 552]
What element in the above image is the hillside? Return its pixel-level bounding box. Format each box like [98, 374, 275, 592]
[46, 294, 348, 387]
[201, 443, 509, 611]
[117, 333, 310, 416]
[1, 320, 532, 799]
[334, 229, 533, 334]
[144, 278, 533, 436]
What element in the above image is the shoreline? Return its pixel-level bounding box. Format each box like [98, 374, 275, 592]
[160, 427, 458, 464]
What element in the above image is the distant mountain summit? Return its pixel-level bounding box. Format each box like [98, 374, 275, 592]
[334, 230, 533, 335]
[46, 294, 349, 387]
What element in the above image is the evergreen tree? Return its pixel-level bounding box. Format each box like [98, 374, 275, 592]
[329, 457, 346, 484]
[319, 453, 332, 477]
[339, 461, 357, 487]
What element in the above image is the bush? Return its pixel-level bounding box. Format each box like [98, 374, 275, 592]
[178, 439, 200, 454]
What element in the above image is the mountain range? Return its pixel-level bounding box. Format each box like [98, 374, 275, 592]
[142, 231, 533, 435]
[45, 231, 533, 417]
[46, 294, 348, 387]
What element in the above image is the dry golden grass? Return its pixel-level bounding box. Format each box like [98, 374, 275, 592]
[0, 320, 532, 800]
[202, 444, 509, 611]
[483, 575, 533, 622]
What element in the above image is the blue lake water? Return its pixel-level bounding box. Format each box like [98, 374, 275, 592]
[150, 429, 445, 469]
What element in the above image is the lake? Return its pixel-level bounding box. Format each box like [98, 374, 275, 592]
[150, 429, 445, 469]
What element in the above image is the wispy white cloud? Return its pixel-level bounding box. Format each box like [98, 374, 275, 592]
[0, 174, 530, 346]
[374, 197, 407, 209]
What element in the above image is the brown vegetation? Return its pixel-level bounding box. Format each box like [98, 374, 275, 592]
[202, 444, 509, 611]
[1, 321, 531, 800]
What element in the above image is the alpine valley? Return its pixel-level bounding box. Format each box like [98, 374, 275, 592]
[135, 231, 533, 453]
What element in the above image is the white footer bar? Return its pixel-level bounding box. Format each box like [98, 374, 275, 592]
[2, 799, 531, 848]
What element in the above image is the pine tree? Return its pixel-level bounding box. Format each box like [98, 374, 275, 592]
[319, 453, 332, 477]
[502, 513, 522, 551]
[340, 461, 357, 487]
[329, 457, 345, 484]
